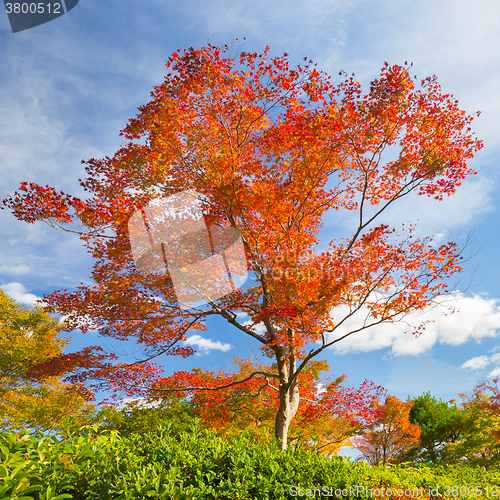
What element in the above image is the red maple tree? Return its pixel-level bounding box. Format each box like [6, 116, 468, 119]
[2, 42, 482, 449]
[353, 396, 421, 466]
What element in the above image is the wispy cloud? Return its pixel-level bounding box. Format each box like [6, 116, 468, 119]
[330, 0, 500, 155]
[176, 0, 353, 65]
[0, 211, 93, 288]
[0, 264, 31, 276]
[323, 155, 494, 245]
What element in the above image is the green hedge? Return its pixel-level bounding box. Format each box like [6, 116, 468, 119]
[0, 423, 498, 499]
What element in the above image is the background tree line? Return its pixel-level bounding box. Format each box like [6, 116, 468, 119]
[1, 286, 498, 469]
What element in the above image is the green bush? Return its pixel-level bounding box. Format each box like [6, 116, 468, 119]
[0, 422, 498, 499]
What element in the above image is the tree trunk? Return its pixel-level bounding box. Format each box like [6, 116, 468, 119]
[274, 360, 300, 450]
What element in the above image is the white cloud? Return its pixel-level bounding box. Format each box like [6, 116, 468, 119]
[327, 293, 500, 356]
[461, 355, 491, 370]
[235, 311, 267, 335]
[1, 282, 42, 306]
[488, 368, 500, 378]
[242, 320, 266, 335]
[183, 334, 232, 355]
[57, 313, 101, 334]
[462, 351, 500, 378]
[115, 397, 162, 409]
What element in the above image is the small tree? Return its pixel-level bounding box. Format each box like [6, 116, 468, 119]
[2, 43, 482, 449]
[83, 396, 197, 439]
[404, 391, 466, 463]
[0, 286, 93, 433]
[354, 396, 420, 466]
[446, 382, 500, 468]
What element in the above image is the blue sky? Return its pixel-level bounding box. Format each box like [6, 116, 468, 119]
[2, 0, 500, 437]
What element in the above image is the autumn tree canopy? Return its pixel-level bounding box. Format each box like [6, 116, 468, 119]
[0, 286, 93, 432]
[2, 42, 483, 449]
[446, 381, 500, 468]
